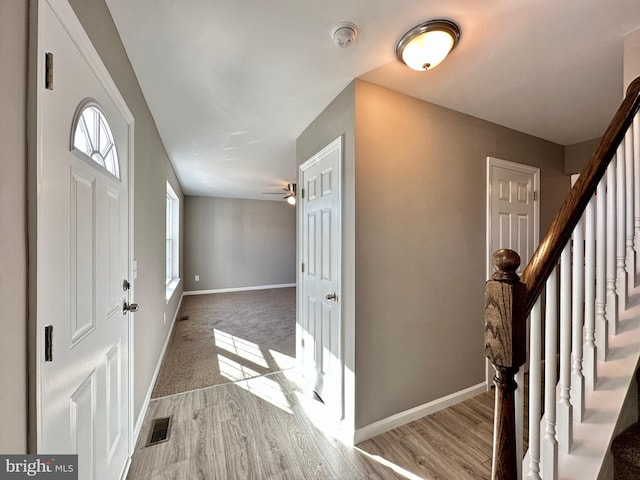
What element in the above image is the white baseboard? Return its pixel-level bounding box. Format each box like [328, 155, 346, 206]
[354, 382, 486, 444]
[131, 292, 184, 443]
[183, 283, 295, 295]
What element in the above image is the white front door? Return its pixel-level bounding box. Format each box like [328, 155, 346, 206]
[299, 137, 343, 423]
[37, 2, 133, 479]
[487, 157, 540, 276]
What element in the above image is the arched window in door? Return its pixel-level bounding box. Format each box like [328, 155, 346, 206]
[71, 101, 120, 179]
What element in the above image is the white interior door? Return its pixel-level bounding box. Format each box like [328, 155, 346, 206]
[37, 2, 133, 479]
[299, 137, 343, 423]
[486, 157, 539, 387]
[487, 157, 540, 276]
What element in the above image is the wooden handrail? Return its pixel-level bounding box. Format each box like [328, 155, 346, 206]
[521, 76, 640, 315]
[485, 76, 640, 480]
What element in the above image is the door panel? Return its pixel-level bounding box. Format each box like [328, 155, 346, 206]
[107, 187, 122, 316]
[105, 341, 122, 462]
[300, 138, 342, 422]
[71, 373, 95, 480]
[70, 169, 96, 344]
[517, 214, 530, 260]
[321, 209, 332, 280]
[489, 161, 539, 274]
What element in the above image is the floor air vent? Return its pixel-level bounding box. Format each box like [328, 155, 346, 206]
[145, 416, 172, 447]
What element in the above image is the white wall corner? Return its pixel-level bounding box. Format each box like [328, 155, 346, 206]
[353, 382, 486, 444]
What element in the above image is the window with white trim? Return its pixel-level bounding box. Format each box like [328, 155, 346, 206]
[166, 182, 180, 299]
[72, 103, 120, 179]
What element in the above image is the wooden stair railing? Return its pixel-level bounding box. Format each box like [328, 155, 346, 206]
[521, 77, 640, 315]
[485, 76, 640, 480]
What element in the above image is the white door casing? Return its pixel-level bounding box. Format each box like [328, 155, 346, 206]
[298, 137, 343, 425]
[487, 157, 540, 277]
[36, 1, 134, 479]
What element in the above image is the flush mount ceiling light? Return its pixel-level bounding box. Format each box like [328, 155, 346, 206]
[396, 19, 460, 71]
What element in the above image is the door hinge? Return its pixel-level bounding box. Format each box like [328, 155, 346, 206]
[301, 263, 305, 273]
[45, 52, 54, 90]
[44, 325, 53, 362]
[301, 188, 305, 199]
[533, 191, 538, 201]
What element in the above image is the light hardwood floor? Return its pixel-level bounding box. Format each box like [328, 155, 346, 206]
[127, 371, 499, 480]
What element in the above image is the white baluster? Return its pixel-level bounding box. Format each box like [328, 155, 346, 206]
[543, 268, 558, 480]
[606, 160, 618, 337]
[584, 197, 598, 390]
[572, 215, 585, 420]
[634, 114, 640, 282]
[558, 245, 573, 453]
[597, 177, 609, 361]
[527, 298, 543, 480]
[617, 144, 628, 316]
[626, 127, 636, 287]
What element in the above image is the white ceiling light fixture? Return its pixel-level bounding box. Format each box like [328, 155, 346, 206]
[284, 183, 297, 205]
[260, 182, 296, 205]
[396, 19, 460, 71]
[332, 22, 358, 48]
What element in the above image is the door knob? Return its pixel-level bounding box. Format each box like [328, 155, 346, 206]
[326, 292, 337, 301]
[123, 301, 139, 314]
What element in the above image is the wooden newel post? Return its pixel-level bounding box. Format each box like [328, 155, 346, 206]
[484, 249, 526, 480]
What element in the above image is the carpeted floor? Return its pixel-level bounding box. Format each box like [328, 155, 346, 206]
[612, 369, 640, 478]
[151, 287, 296, 398]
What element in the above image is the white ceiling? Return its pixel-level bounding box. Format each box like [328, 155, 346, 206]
[105, 0, 640, 200]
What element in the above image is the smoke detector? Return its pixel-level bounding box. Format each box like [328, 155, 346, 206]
[332, 22, 358, 48]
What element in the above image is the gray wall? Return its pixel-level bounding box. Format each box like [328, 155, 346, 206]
[624, 28, 640, 92]
[298, 80, 569, 431]
[67, 0, 184, 426]
[353, 80, 568, 428]
[183, 196, 296, 291]
[564, 137, 600, 174]
[0, 0, 28, 453]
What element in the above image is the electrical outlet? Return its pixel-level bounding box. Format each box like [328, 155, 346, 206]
[195, 275, 199, 281]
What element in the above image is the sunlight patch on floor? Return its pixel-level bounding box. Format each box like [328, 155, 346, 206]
[217, 354, 262, 382]
[239, 374, 293, 414]
[214, 328, 269, 368]
[291, 388, 344, 439]
[355, 447, 424, 480]
[269, 348, 296, 370]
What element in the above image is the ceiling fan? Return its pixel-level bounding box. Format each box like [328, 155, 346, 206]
[261, 183, 297, 205]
